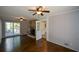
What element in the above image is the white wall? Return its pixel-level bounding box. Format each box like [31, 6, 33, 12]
[0, 19, 2, 43]
[48, 10, 79, 51]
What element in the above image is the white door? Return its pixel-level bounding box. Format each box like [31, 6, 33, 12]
[36, 20, 47, 40]
[36, 21, 42, 40]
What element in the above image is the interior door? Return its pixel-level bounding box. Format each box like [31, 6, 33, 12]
[36, 21, 42, 40]
[36, 20, 47, 40]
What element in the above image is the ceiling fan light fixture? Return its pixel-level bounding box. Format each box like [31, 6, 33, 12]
[20, 19, 23, 21]
[37, 11, 42, 14]
[20, 18, 24, 21]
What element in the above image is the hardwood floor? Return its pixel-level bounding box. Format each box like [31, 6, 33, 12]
[0, 35, 75, 52]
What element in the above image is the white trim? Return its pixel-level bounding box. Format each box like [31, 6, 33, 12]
[47, 39, 77, 51]
[46, 18, 49, 41]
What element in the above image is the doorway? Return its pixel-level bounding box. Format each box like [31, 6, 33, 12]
[5, 22, 20, 37]
[36, 20, 47, 40]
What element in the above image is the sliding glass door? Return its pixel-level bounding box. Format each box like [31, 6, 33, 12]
[5, 22, 20, 37]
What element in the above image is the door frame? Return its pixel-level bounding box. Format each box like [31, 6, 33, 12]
[36, 19, 48, 40]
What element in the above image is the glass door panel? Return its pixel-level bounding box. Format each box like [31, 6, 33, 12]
[14, 23, 20, 35]
[5, 22, 14, 37]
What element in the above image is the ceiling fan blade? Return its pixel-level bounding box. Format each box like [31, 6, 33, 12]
[42, 11, 50, 13]
[33, 13, 37, 15]
[28, 9, 36, 11]
[41, 13, 44, 16]
[28, 6, 50, 16]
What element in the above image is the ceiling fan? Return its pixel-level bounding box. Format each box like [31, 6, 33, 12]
[12, 16, 27, 21]
[28, 6, 50, 16]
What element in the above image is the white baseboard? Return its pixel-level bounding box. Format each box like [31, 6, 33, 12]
[47, 39, 77, 51]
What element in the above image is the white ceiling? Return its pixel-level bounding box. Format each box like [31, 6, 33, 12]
[0, 6, 79, 20]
